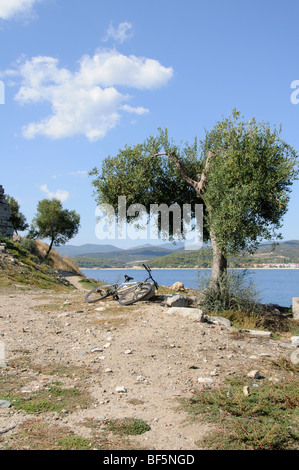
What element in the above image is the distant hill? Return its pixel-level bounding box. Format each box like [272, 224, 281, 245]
[57, 241, 186, 258]
[56, 243, 124, 257]
[148, 240, 299, 268]
[74, 245, 185, 267]
[61, 240, 299, 269]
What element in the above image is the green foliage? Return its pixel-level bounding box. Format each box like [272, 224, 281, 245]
[90, 130, 203, 241]
[201, 110, 299, 254]
[19, 236, 38, 255]
[104, 418, 151, 436]
[56, 436, 93, 450]
[30, 199, 80, 256]
[198, 269, 261, 313]
[6, 195, 29, 234]
[2, 383, 89, 414]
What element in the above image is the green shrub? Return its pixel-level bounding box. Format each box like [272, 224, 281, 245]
[198, 269, 261, 313]
[19, 237, 38, 256]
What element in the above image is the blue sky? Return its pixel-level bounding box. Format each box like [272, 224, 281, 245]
[1, 0, 299, 248]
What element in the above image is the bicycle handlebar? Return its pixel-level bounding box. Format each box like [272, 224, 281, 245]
[143, 264, 158, 289]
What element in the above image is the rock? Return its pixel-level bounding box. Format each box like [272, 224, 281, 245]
[124, 349, 133, 355]
[290, 349, 299, 365]
[142, 284, 156, 301]
[292, 297, 299, 320]
[90, 347, 104, 353]
[247, 330, 272, 338]
[197, 377, 214, 384]
[171, 282, 185, 291]
[0, 399, 11, 408]
[115, 386, 127, 393]
[290, 336, 299, 346]
[205, 315, 232, 328]
[166, 307, 204, 322]
[247, 370, 261, 379]
[164, 294, 190, 308]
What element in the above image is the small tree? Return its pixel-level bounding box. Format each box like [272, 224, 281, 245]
[6, 195, 29, 234]
[31, 199, 80, 258]
[90, 110, 298, 291]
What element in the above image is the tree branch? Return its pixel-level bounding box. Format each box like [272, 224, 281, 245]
[154, 150, 214, 197]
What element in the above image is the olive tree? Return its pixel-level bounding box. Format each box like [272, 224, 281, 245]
[30, 199, 80, 258]
[90, 110, 298, 290]
[6, 195, 29, 234]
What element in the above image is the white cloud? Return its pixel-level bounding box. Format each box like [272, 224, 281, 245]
[121, 104, 149, 115]
[68, 170, 88, 177]
[104, 21, 134, 44]
[0, 0, 41, 20]
[40, 184, 70, 202]
[7, 49, 173, 141]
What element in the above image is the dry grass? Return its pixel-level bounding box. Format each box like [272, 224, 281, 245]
[34, 240, 83, 276]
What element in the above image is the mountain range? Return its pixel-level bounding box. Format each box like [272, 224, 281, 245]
[56, 242, 185, 258]
[56, 240, 299, 269]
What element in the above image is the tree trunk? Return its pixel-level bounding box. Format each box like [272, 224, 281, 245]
[210, 231, 227, 289]
[45, 238, 54, 259]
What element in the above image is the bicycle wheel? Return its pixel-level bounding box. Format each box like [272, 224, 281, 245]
[85, 284, 117, 303]
[118, 282, 154, 305]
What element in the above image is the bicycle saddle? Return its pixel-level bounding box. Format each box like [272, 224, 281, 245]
[124, 275, 134, 281]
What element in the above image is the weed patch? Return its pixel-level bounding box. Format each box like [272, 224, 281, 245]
[180, 377, 299, 450]
[104, 418, 151, 436]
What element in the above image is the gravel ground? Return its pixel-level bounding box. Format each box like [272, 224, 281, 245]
[0, 280, 297, 450]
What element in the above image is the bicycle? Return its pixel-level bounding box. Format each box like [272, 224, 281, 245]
[85, 264, 159, 305]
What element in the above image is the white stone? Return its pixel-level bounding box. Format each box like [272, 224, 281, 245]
[205, 315, 232, 327]
[166, 307, 204, 322]
[290, 336, 299, 346]
[247, 330, 272, 338]
[290, 349, 299, 365]
[198, 377, 214, 384]
[247, 370, 261, 379]
[292, 298, 299, 320]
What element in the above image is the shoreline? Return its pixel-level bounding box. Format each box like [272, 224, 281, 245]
[81, 267, 299, 270]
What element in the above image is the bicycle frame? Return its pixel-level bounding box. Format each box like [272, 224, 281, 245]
[110, 279, 138, 298]
[85, 264, 158, 304]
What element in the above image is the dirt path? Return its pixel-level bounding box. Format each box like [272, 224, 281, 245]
[0, 283, 296, 450]
[57, 271, 88, 291]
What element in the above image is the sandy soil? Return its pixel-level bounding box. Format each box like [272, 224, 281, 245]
[0, 276, 296, 450]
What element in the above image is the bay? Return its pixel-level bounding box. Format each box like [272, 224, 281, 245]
[81, 268, 299, 307]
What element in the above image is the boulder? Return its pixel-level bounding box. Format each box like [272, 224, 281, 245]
[171, 281, 185, 291]
[166, 307, 204, 321]
[164, 294, 190, 308]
